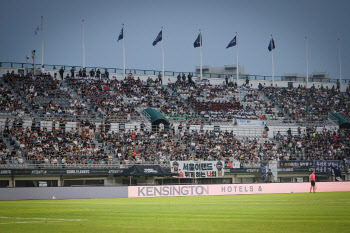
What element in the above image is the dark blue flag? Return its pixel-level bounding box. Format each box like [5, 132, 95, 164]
[226, 36, 237, 49]
[152, 30, 162, 46]
[34, 25, 40, 35]
[268, 38, 275, 51]
[331, 166, 343, 181]
[194, 33, 202, 48]
[117, 27, 123, 42]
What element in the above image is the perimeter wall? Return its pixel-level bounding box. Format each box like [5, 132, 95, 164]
[0, 182, 349, 200]
[128, 182, 350, 198]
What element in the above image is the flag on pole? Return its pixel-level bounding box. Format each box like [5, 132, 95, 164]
[194, 33, 202, 48]
[117, 27, 124, 42]
[34, 25, 40, 35]
[268, 38, 275, 51]
[226, 36, 237, 49]
[152, 30, 162, 46]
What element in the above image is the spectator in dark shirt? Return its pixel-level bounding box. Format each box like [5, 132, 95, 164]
[158, 72, 162, 85]
[70, 67, 75, 78]
[188, 73, 193, 84]
[59, 67, 64, 79]
[177, 74, 181, 83]
[90, 69, 95, 77]
[182, 73, 186, 82]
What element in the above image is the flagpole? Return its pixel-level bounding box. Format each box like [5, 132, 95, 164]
[338, 38, 342, 91]
[82, 20, 85, 68]
[162, 26, 164, 84]
[41, 16, 44, 67]
[271, 35, 274, 87]
[305, 37, 309, 88]
[236, 32, 239, 84]
[200, 29, 202, 81]
[123, 24, 125, 79]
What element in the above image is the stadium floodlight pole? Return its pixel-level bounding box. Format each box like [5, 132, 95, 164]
[236, 32, 239, 84]
[338, 38, 342, 90]
[200, 29, 202, 81]
[41, 16, 44, 67]
[123, 24, 125, 79]
[25, 56, 28, 74]
[32, 50, 36, 75]
[305, 37, 309, 88]
[162, 26, 164, 84]
[82, 20, 85, 69]
[271, 35, 274, 87]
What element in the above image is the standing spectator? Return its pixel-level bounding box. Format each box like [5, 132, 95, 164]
[182, 73, 186, 82]
[140, 121, 145, 131]
[53, 66, 57, 77]
[188, 73, 193, 84]
[178, 123, 183, 134]
[105, 69, 109, 79]
[41, 65, 45, 74]
[267, 169, 273, 183]
[225, 76, 229, 86]
[90, 69, 95, 77]
[263, 124, 269, 138]
[158, 72, 162, 85]
[230, 75, 234, 84]
[83, 68, 87, 77]
[159, 122, 164, 131]
[70, 67, 75, 78]
[59, 67, 64, 80]
[79, 69, 83, 77]
[177, 73, 181, 83]
[96, 69, 101, 78]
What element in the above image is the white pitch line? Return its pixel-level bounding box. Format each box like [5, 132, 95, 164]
[0, 221, 67, 225]
[0, 217, 86, 221]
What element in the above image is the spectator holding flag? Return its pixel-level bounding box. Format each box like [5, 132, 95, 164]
[309, 171, 316, 193]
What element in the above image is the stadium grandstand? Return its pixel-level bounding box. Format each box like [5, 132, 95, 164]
[0, 62, 349, 188]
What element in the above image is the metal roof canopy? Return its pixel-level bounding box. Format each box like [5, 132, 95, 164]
[331, 113, 350, 129]
[144, 108, 170, 128]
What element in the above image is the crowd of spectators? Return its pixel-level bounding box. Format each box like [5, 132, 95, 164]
[0, 83, 25, 116]
[242, 88, 285, 120]
[0, 121, 349, 166]
[262, 84, 349, 123]
[4, 73, 92, 120]
[1, 124, 111, 165]
[275, 127, 350, 161]
[171, 81, 262, 122]
[68, 75, 195, 123]
[1, 70, 349, 167]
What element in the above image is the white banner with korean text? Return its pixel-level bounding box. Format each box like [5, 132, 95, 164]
[170, 161, 225, 178]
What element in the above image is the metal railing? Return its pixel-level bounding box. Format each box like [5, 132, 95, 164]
[2, 61, 349, 83]
[0, 62, 194, 77]
[0, 162, 170, 169]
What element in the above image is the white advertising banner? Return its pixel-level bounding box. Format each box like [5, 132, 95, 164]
[233, 119, 265, 128]
[170, 161, 225, 178]
[128, 182, 350, 198]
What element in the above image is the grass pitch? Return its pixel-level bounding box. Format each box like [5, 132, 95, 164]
[0, 192, 350, 233]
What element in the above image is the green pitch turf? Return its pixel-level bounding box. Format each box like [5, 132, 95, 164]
[0, 192, 350, 233]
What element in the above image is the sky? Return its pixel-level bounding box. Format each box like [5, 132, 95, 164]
[0, 0, 349, 79]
